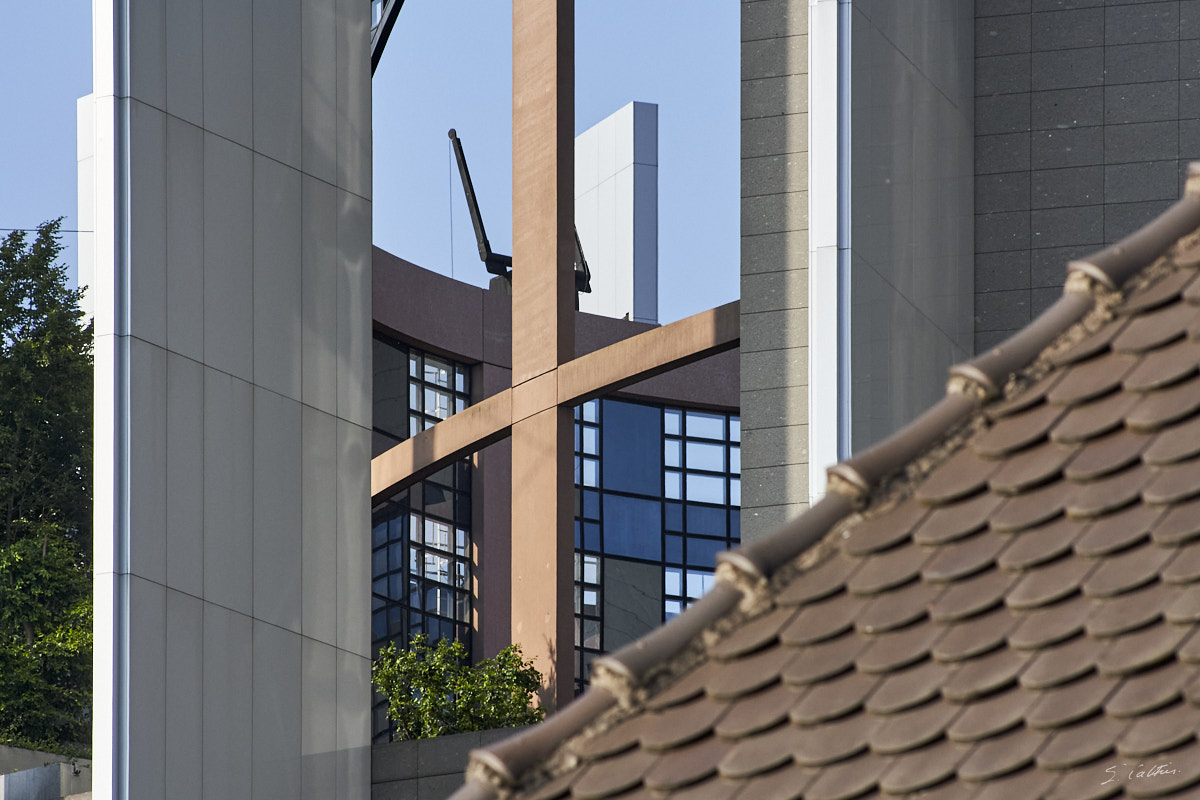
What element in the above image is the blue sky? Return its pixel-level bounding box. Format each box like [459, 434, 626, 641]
[3, 2, 738, 323]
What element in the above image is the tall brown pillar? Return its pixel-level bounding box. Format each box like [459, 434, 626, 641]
[510, 0, 576, 709]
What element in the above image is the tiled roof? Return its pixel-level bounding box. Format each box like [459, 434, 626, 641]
[449, 168, 1200, 800]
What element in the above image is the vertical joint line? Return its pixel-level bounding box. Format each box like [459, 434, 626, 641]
[835, 0, 852, 460]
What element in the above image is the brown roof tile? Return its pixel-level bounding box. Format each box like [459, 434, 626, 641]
[456, 168, 1200, 800]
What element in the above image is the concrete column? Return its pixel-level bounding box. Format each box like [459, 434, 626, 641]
[510, 0, 576, 709]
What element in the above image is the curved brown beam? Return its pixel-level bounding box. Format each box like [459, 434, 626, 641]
[370, 299, 740, 503]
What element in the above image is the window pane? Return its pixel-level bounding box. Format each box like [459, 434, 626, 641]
[665, 599, 682, 619]
[665, 439, 681, 468]
[372, 549, 387, 576]
[730, 478, 741, 506]
[686, 473, 725, 504]
[664, 408, 682, 435]
[665, 534, 683, 563]
[686, 537, 726, 568]
[730, 417, 740, 442]
[686, 441, 725, 472]
[583, 619, 601, 650]
[583, 425, 598, 455]
[665, 567, 682, 596]
[425, 387, 450, 419]
[583, 399, 598, 423]
[583, 489, 600, 520]
[408, 352, 420, 378]
[582, 457, 599, 488]
[665, 470, 682, 500]
[424, 357, 451, 387]
[686, 570, 715, 599]
[686, 504, 726, 537]
[409, 381, 421, 412]
[601, 400, 662, 495]
[583, 589, 599, 615]
[601, 494, 662, 560]
[455, 366, 467, 393]
[686, 411, 724, 439]
[664, 501, 683, 532]
[583, 554, 599, 584]
[730, 445, 741, 474]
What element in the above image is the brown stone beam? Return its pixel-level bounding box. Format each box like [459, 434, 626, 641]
[369, 301, 741, 504]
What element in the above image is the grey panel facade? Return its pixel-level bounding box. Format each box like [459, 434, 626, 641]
[975, 0, 1200, 351]
[740, 0, 810, 540]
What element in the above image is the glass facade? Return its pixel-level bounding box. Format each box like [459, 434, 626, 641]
[573, 398, 741, 691]
[371, 333, 473, 741]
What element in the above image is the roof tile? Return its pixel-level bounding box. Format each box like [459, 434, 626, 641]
[1096, 625, 1192, 677]
[790, 713, 877, 767]
[1065, 465, 1152, 518]
[780, 634, 866, 687]
[1008, 596, 1092, 651]
[1082, 543, 1174, 598]
[569, 746, 658, 800]
[1043, 765, 1123, 800]
[863, 660, 947, 716]
[999, 517, 1086, 570]
[856, 623, 943, 674]
[1111, 302, 1199, 354]
[941, 648, 1032, 703]
[1143, 458, 1200, 505]
[876, 740, 966, 794]
[715, 724, 796, 779]
[929, 567, 1017, 623]
[788, 669, 876, 726]
[639, 695, 727, 751]
[1018, 635, 1103, 690]
[1050, 390, 1141, 444]
[800, 753, 887, 800]
[1074, 504, 1160, 558]
[712, 681, 800, 740]
[975, 403, 1065, 457]
[931, 606, 1019, 663]
[988, 371, 1065, 417]
[993, 481, 1077, 531]
[1122, 337, 1200, 392]
[1117, 267, 1198, 315]
[1144, 414, 1200, 465]
[957, 725, 1047, 782]
[1152, 498, 1200, 546]
[1006, 557, 1096, 610]
[1047, 353, 1139, 406]
[1163, 541, 1200, 584]
[946, 689, 1037, 743]
[1026, 674, 1119, 729]
[1047, 317, 1126, 368]
[1165, 585, 1200, 624]
[914, 449, 1000, 507]
[1123, 739, 1200, 797]
[729, 762, 817, 800]
[707, 605, 794, 661]
[778, 594, 864, 647]
[774, 554, 857, 608]
[912, 491, 1006, 546]
[846, 546, 929, 596]
[854, 580, 937, 634]
[1126, 374, 1200, 432]
[973, 768, 1057, 800]
[988, 440, 1074, 495]
[867, 700, 960, 754]
[837, 499, 926, 556]
[703, 646, 796, 702]
[1036, 714, 1126, 770]
[1086, 583, 1168, 638]
[641, 735, 730, 792]
[1116, 702, 1200, 757]
[1062, 428, 1151, 482]
[1106, 659, 1191, 718]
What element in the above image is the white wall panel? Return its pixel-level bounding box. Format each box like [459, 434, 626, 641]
[129, 100, 167, 347]
[253, 0, 302, 169]
[166, 351, 204, 596]
[301, 0, 338, 185]
[337, 419, 370, 658]
[253, 388, 303, 633]
[302, 175, 338, 414]
[164, 0, 202, 124]
[336, 191, 371, 430]
[302, 406, 338, 643]
[127, 0, 165, 110]
[252, 622, 302, 800]
[203, 370, 254, 615]
[253, 155, 303, 401]
[165, 116, 205, 362]
[128, 338, 167, 584]
[165, 589, 203, 800]
[301, 639, 337, 800]
[202, 0, 253, 147]
[202, 605, 253, 800]
[202, 133, 254, 382]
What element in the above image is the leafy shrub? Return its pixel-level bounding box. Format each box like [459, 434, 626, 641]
[372, 635, 545, 739]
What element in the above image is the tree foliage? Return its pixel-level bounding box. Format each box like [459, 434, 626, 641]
[0, 220, 92, 753]
[372, 635, 546, 740]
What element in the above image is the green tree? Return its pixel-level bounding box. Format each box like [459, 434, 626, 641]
[372, 635, 545, 740]
[0, 220, 92, 753]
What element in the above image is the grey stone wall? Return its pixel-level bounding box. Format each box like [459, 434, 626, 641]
[371, 728, 523, 799]
[975, 0, 1200, 351]
[740, 0, 811, 540]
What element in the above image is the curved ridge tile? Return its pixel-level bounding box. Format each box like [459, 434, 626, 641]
[955, 291, 1093, 396]
[1048, 318, 1126, 368]
[482, 688, 618, 783]
[728, 494, 855, 581]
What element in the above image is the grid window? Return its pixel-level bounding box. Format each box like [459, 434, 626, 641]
[370, 335, 474, 742]
[573, 397, 740, 691]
